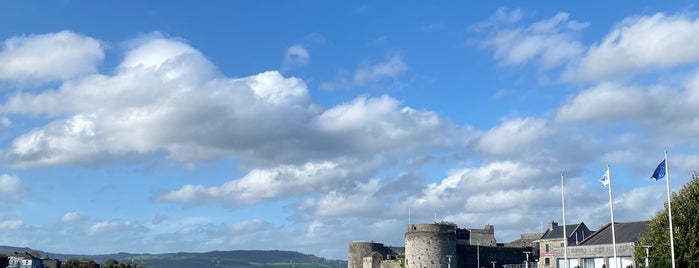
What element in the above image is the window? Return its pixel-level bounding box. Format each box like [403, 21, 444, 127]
[545, 244, 550, 252]
[545, 258, 550, 266]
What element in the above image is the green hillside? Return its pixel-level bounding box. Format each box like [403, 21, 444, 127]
[0, 246, 346, 268]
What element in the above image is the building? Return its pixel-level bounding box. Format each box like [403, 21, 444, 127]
[564, 221, 649, 268]
[405, 223, 458, 268]
[349, 222, 534, 268]
[456, 224, 496, 247]
[6, 252, 43, 268]
[536, 221, 594, 268]
[348, 241, 404, 268]
[39, 259, 60, 268]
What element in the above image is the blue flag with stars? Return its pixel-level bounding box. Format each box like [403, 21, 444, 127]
[652, 159, 666, 180]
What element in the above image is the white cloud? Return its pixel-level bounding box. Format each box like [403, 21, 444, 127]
[0, 117, 11, 129]
[1, 37, 466, 169]
[321, 55, 408, 90]
[61, 212, 85, 223]
[299, 179, 384, 217]
[396, 161, 552, 226]
[478, 11, 587, 70]
[0, 219, 24, 230]
[569, 12, 699, 81]
[87, 219, 147, 235]
[282, 44, 310, 71]
[156, 158, 382, 207]
[0, 174, 23, 200]
[476, 117, 552, 156]
[0, 31, 103, 82]
[556, 83, 668, 123]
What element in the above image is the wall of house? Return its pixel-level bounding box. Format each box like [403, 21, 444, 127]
[538, 237, 564, 268]
[564, 242, 635, 259]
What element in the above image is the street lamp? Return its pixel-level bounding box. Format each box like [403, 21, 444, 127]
[446, 255, 452, 268]
[523, 251, 531, 268]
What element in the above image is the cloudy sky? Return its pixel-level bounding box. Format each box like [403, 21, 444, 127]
[1, 1, 698, 260]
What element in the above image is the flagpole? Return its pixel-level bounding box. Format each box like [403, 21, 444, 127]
[665, 151, 676, 268]
[606, 165, 619, 268]
[561, 173, 569, 268]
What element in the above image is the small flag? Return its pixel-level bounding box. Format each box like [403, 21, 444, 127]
[651, 159, 666, 180]
[600, 169, 610, 187]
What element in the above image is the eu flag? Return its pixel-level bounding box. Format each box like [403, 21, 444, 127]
[652, 159, 666, 180]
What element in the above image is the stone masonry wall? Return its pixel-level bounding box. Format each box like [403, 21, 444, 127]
[349, 242, 392, 268]
[405, 223, 457, 268]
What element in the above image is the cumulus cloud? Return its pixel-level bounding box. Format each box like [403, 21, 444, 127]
[321, 55, 408, 90]
[556, 83, 670, 123]
[61, 212, 85, 223]
[1, 36, 465, 170]
[478, 10, 699, 83]
[555, 80, 699, 141]
[476, 117, 552, 156]
[155, 159, 381, 207]
[477, 10, 587, 70]
[568, 12, 699, 81]
[0, 31, 103, 82]
[282, 44, 310, 71]
[406, 161, 547, 212]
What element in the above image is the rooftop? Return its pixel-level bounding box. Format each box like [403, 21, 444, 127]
[579, 221, 649, 245]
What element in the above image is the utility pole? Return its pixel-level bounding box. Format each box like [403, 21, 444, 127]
[477, 244, 480, 268]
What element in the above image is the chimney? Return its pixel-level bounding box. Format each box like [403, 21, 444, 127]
[548, 220, 558, 231]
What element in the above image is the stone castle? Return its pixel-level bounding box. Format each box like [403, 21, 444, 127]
[349, 222, 538, 268]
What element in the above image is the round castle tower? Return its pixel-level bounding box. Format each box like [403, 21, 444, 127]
[405, 223, 457, 268]
[348, 241, 388, 268]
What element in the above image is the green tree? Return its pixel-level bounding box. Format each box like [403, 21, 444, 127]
[635, 173, 699, 268]
[0, 254, 8, 268]
[63, 258, 85, 268]
[104, 259, 120, 268]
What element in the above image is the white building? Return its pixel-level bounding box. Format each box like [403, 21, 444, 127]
[6, 252, 43, 268]
[563, 221, 649, 268]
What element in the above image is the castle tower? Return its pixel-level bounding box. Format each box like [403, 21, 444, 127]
[348, 241, 388, 268]
[405, 223, 457, 268]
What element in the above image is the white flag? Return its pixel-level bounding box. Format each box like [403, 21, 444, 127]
[600, 169, 610, 187]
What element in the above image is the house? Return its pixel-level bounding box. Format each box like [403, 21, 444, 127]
[536, 221, 594, 268]
[564, 221, 649, 268]
[6, 252, 42, 268]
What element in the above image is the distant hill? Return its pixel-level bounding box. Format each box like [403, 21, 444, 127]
[0, 246, 346, 268]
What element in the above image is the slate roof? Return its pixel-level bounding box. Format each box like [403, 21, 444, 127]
[579, 221, 649, 245]
[541, 222, 589, 240]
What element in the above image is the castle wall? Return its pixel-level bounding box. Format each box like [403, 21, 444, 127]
[405, 223, 457, 268]
[349, 242, 387, 268]
[380, 259, 404, 268]
[457, 245, 531, 268]
[468, 225, 496, 246]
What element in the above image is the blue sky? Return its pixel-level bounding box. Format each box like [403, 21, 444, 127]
[1, 1, 698, 260]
